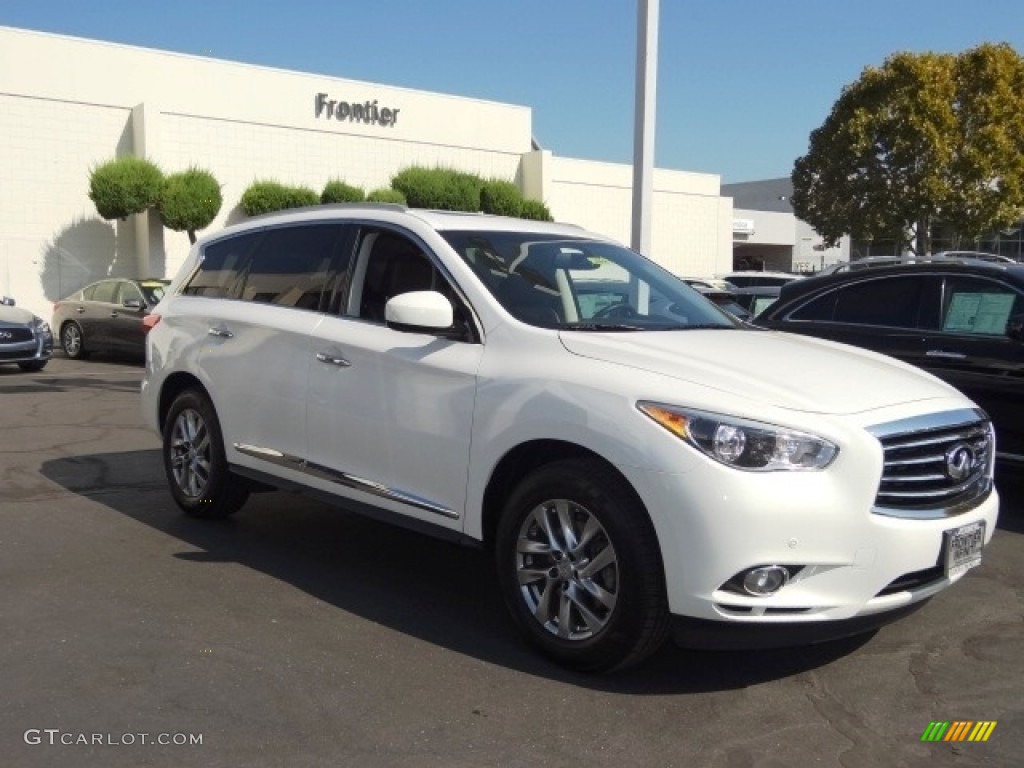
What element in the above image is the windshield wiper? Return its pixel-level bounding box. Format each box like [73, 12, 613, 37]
[561, 322, 646, 332]
[674, 323, 737, 331]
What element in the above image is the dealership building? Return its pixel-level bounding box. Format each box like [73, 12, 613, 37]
[1, 25, 743, 319]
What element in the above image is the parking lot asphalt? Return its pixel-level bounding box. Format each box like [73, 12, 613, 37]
[1, 356, 1021, 768]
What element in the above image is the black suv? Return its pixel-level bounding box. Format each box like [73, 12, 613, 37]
[757, 259, 1024, 465]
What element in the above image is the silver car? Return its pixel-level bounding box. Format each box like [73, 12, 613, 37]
[0, 296, 53, 372]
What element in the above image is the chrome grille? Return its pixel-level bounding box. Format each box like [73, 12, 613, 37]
[868, 409, 994, 518]
[0, 327, 34, 344]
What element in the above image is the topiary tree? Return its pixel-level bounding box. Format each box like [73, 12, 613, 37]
[391, 166, 483, 211]
[158, 167, 223, 244]
[520, 199, 554, 222]
[240, 180, 318, 216]
[366, 188, 407, 204]
[89, 156, 164, 220]
[321, 179, 365, 204]
[480, 179, 524, 217]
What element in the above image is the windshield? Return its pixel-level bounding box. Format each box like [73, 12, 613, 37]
[441, 231, 737, 331]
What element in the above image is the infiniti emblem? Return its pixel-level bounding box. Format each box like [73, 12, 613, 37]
[0, 330, 12, 340]
[944, 443, 976, 481]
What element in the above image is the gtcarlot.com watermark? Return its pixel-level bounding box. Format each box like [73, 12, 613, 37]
[24, 729, 202, 747]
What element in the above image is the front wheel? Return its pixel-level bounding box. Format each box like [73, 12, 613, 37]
[162, 390, 249, 519]
[61, 322, 88, 359]
[495, 459, 669, 672]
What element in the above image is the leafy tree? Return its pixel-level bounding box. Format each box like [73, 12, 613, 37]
[792, 43, 1024, 255]
[89, 156, 164, 220]
[159, 168, 223, 244]
[321, 179, 365, 204]
[240, 180, 318, 216]
[480, 179, 524, 217]
[520, 199, 553, 222]
[366, 188, 407, 204]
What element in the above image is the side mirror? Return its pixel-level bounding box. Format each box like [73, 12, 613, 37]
[123, 299, 145, 311]
[385, 291, 454, 333]
[1008, 314, 1024, 342]
[0, 296, 15, 307]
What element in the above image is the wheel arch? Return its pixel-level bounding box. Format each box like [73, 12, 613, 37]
[480, 439, 652, 552]
[157, 372, 210, 433]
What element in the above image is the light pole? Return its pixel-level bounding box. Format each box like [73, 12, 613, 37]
[631, 0, 659, 257]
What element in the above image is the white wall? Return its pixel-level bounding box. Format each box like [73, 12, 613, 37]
[0, 25, 734, 318]
[525, 152, 732, 277]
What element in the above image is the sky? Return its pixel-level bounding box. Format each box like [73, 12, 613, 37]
[4, 0, 1024, 183]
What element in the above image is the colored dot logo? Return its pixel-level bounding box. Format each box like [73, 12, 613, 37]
[921, 721, 997, 742]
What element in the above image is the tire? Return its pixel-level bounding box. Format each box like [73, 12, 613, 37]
[61, 321, 88, 359]
[495, 458, 669, 672]
[17, 360, 47, 372]
[162, 390, 249, 519]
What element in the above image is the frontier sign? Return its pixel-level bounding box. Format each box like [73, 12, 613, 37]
[314, 93, 400, 127]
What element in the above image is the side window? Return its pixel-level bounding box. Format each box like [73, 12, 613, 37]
[91, 281, 118, 304]
[117, 282, 144, 305]
[789, 290, 838, 321]
[353, 230, 446, 322]
[941, 276, 1022, 336]
[80, 284, 98, 301]
[183, 233, 261, 298]
[831, 277, 925, 327]
[240, 225, 343, 310]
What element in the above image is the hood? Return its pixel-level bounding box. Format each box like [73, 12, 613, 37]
[559, 328, 960, 416]
[0, 305, 38, 326]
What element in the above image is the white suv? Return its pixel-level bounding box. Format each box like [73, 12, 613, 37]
[141, 205, 999, 671]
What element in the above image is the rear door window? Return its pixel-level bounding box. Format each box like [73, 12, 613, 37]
[91, 281, 118, 304]
[240, 225, 344, 310]
[792, 276, 927, 327]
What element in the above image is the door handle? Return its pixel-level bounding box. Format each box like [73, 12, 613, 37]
[316, 352, 351, 367]
[76, 307, 85, 314]
[110, 312, 119, 318]
[207, 327, 234, 339]
[926, 350, 967, 360]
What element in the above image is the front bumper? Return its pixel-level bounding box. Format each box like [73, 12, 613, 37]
[0, 329, 53, 364]
[617, 409, 999, 631]
[670, 600, 930, 650]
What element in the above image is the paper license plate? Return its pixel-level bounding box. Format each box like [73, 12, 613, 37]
[943, 521, 985, 579]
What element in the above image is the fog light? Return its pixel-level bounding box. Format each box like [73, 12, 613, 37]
[742, 565, 790, 596]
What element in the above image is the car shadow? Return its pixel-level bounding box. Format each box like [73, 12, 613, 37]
[41, 449, 886, 693]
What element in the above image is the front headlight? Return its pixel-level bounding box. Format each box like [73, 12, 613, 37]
[32, 317, 52, 336]
[637, 402, 838, 471]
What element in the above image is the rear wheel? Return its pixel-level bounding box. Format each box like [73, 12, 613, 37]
[162, 390, 248, 519]
[496, 458, 669, 672]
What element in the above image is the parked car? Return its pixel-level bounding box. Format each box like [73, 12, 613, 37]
[732, 285, 781, 318]
[719, 270, 804, 288]
[52, 278, 170, 359]
[0, 295, 53, 371]
[757, 260, 1024, 465]
[691, 284, 752, 321]
[142, 205, 997, 672]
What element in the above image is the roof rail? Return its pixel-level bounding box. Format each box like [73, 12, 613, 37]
[246, 202, 408, 221]
[820, 253, 1018, 275]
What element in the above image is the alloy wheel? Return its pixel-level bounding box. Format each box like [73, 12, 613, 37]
[515, 499, 619, 641]
[169, 408, 212, 498]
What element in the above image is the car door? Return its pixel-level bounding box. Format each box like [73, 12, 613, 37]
[109, 281, 148, 353]
[194, 224, 344, 471]
[305, 226, 483, 532]
[82, 279, 120, 351]
[917, 274, 1024, 461]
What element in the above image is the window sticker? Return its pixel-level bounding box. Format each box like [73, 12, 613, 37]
[943, 292, 1015, 335]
